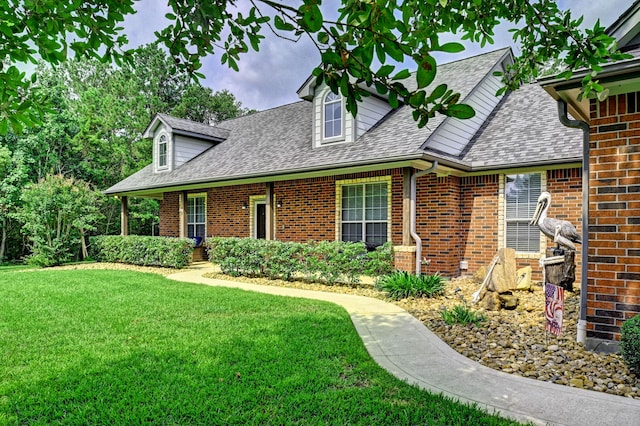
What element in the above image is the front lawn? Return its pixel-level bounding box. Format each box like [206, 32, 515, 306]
[0, 269, 521, 425]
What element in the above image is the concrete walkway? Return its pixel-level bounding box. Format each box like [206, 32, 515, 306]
[167, 264, 640, 426]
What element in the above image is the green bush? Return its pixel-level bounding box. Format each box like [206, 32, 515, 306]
[364, 242, 395, 276]
[621, 314, 640, 372]
[441, 304, 486, 326]
[206, 238, 393, 284]
[89, 235, 194, 269]
[375, 271, 445, 300]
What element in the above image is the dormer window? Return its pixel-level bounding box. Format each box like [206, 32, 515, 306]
[158, 134, 168, 168]
[323, 92, 343, 140]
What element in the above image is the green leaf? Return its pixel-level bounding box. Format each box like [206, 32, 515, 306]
[300, 3, 323, 33]
[377, 65, 394, 78]
[0, 119, 8, 136]
[416, 55, 436, 89]
[274, 15, 295, 31]
[445, 104, 475, 119]
[388, 91, 399, 109]
[392, 69, 411, 81]
[437, 42, 465, 53]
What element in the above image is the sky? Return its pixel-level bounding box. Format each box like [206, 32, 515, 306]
[121, 0, 634, 112]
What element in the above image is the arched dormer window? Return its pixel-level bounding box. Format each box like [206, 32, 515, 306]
[323, 92, 343, 140]
[158, 134, 168, 168]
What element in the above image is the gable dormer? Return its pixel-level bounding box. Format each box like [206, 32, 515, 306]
[143, 113, 229, 173]
[298, 78, 393, 148]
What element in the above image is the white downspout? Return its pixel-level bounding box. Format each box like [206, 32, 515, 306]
[410, 161, 439, 276]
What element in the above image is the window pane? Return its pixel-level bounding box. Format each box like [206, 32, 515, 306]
[342, 185, 363, 221]
[366, 223, 387, 246]
[505, 173, 541, 253]
[506, 222, 540, 252]
[342, 223, 362, 242]
[188, 196, 206, 238]
[365, 183, 387, 221]
[324, 96, 342, 138]
[505, 174, 541, 220]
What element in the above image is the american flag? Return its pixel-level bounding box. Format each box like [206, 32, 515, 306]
[545, 283, 564, 336]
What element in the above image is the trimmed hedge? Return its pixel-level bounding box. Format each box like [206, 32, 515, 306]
[206, 238, 393, 284]
[621, 314, 640, 372]
[89, 235, 194, 269]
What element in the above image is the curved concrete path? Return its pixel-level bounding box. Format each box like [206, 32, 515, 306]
[167, 264, 640, 426]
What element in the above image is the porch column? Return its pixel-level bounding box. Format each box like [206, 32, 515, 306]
[402, 167, 412, 245]
[265, 182, 274, 240]
[120, 196, 129, 236]
[179, 191, 188, 238]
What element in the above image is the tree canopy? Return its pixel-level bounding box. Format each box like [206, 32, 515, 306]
[0, 0, 631, 134]
[0, 44, 251, 262]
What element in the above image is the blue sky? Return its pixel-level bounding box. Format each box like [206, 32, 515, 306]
[122, 0, 633, 112]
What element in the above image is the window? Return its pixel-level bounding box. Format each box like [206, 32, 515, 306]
[324, 92, 342, 139]
[187, 195, 206, 239]
[158, 134, 168, 168]
[341, 182, 388, 246]
[505, 173, 542, 252]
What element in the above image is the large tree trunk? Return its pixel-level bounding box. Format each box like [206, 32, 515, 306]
[80, 229, 88, 259]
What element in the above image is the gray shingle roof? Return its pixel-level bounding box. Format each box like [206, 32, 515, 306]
[460, 83, 583, 169]
[105, 48, 582, 195]
[153, 113, 230, 140]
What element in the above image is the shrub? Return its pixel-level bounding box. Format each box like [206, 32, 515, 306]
[441, 304, 486, 326]
[375, 271, 445, 300]
[206, 238, 393, 284]
[301, 240, 368, 284]
[89, 235, 194, 269]
[364, 242, 395, 276]
[621, 314, 640, 372]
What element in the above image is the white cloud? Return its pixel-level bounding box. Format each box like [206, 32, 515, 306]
[123, 0, 635, 111]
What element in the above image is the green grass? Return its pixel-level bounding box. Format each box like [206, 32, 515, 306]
[0, 263, 31, 272]
[0, 269, 521, 425]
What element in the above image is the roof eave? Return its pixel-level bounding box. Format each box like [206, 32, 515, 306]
[539, 56, 640, 122]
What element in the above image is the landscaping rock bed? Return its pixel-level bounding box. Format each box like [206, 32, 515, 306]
[51, 263, 638, 399]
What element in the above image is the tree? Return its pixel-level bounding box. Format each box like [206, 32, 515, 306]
[171, 86, 255, 124]
[0, 0, 630, 134]
[16, 174, 104, 266]
[0, 144, 27, 262]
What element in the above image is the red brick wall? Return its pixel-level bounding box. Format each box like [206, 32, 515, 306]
[460, 175, 500, 272]
[274, 177, 335, 241]
[588, 93, 640, 341]
[157, 168, 583, 284]
[207, 184, 265, 237]
[415, 174, 461, 276]
[159, 192, 180, 237]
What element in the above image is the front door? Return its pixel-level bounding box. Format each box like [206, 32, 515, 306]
[255, 202, 266, 239]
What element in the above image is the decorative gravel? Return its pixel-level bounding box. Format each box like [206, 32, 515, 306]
[50, 263, 638, 399]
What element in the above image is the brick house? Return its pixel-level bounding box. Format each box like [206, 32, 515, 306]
[106, 47, 584, 283]
[540, 1, 640, 350]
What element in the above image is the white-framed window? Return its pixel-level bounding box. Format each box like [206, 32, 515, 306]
[504, 173, 542, 253]
[187, 194, 206, 239]
[158, 134, 168, 168]
[339, 180, 389, 247]
[323, 91, 343, 140]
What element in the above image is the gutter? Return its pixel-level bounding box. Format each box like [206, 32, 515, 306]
[410, 161, 438, 275]
[557, 100, 589, 344]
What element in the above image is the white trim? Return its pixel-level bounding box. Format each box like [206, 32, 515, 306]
[249, 195, 269, 239]
[154, 128, 172, 172]
[187, 193, 207, 239]
[335, 176, 392, 244]
[322, 91, 344, 142]
[499, 172, 547, 258]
